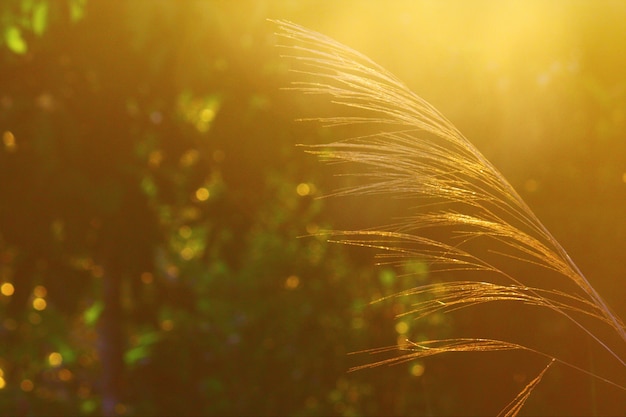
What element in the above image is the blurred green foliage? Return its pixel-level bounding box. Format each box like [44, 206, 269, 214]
[0, 1, 625, 416]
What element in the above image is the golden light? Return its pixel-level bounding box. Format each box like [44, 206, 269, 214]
[410, 363, 425, 377]
[33, 285, 47, 298]
[2, 131, 16, 152]
[33, 297, 47, 311]
[0, 376, 5, 390]
[0, 283, 14, 296]
[48, 352, 63, 367]
[20, 379, 34, 392]
[284, 275, 300, 290]
[195, 187, 210, 201]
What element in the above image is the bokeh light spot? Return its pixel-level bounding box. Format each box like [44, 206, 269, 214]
[200, 108, 215, 123]
[28, 312, 41, 324]
[305, 223, 319, 234]
[395, 321, 409, 334]
[48, 352, 62, 367]
[58, 369, 73, 381]
[33, 297, 47, 311]
[20, 379, 34, 392]
[180, 149, 199, 167]
[2, 131, 16, 152]
[195, 187, 210, 201]
[0, 376, 5, 390]
[33, 285, 47, 298]
[148, 150, 163, 167]
[284, 275, 300, 290]
[180, 247, 194, 260]
[0, 283, 14, 296]
[178, 225, 192, 239]
[140, 272, 153, 284]
[410, 363, 425, 377]
[296, 183, 312, 196]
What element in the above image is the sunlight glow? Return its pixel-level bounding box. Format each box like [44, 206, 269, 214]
[0, 283, 14, 296]
[0, 376, 5, 390]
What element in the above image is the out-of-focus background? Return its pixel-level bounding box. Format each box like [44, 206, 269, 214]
[1, 1, 625, 415]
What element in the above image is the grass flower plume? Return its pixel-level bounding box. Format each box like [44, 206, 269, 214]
[273, 20, 626, 415]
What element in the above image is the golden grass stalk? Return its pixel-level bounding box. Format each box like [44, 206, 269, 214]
[273, 19, 626, 415]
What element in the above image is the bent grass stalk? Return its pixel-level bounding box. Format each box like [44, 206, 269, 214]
[273, 20, 626, 415]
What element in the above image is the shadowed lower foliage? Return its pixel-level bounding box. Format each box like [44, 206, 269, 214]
[273, 20, 626, 415]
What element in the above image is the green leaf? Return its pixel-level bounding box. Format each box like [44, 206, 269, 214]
[84, 301, 103, 326]
[124, 345, 149, 365]
[5, 26, 27, 55]
[125, 332, 160, 365]
[32, 2, 49, 36]
[81, 399, 98, 414]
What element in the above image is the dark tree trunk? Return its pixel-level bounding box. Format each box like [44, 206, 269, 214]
[98, 259, 124, 417]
